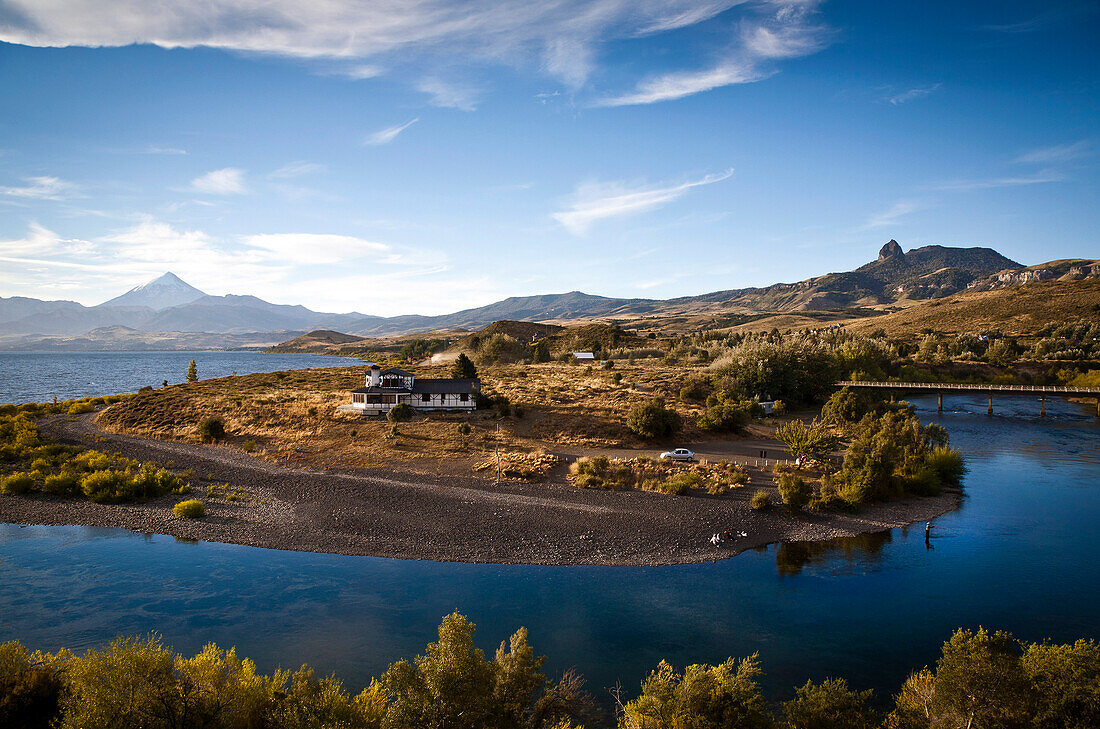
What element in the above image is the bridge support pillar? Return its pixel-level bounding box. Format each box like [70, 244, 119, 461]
[1040, 395, 1045, 417]
[987, 393, 993, 416]
[938, 393, 943, 413]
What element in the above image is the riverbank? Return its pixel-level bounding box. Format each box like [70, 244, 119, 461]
[0, 413, 960, 566]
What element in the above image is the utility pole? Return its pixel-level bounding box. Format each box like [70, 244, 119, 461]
[495, 423, 501, 485]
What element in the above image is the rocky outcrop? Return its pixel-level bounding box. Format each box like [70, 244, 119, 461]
[878, 239, 904, 261]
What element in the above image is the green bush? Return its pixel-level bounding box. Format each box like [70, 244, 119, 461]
[750, 490, 771, 510]
[79, 470, 129, 503]
[456, 422, 472, 436]
[626, 397, 681, 439]
[661, 472, 702, 495]
[66, 401, 95, 415]
[0, 471, 35, 495]
[926, 446, 967, 486]
[197, 416, 226, 443]
[242, 439, 256, 452]
[173, 499, 205, 518]
[696, 395, 754, 433]
[777, 473, 812, 512]
[387, 403, 414, 422]
[43, 472, 79, 495]
[679, 374, 711, 402]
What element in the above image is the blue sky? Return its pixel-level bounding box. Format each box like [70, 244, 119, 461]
[0, 0, 1097, 316]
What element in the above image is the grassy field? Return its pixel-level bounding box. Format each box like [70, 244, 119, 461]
[96, 361, 734, 480]
[838, 279, 1100, 339]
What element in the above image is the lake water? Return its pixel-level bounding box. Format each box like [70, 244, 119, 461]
[0, 351, 358, 404]
[0, 392, 1097, 703]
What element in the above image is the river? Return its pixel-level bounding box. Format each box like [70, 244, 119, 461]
[0, 391, 1097, 702]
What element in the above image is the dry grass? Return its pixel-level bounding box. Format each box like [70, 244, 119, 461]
[839, 279, 1100, 339]
[96, 362, 721, 478]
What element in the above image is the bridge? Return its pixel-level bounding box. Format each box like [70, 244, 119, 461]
[836, 380, 1100, 416]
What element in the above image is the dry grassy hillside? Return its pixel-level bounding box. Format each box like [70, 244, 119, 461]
[96, 362, 725, 478]
[838, 279, 1100, 338]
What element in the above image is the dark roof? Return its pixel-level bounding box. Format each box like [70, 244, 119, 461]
[380, 367, 415, 377]
[351, 378, 480, 395]
[411, 378, 480, 394]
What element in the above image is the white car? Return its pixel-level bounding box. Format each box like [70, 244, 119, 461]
[659, 448, 695, 462]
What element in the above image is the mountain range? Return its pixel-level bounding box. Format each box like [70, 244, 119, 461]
[2, 241, 1092, 350]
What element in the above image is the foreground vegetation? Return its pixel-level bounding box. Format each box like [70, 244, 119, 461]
[0, 400, 193, 503]
[2, 614, 1096, 729]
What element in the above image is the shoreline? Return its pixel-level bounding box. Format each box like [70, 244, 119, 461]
[0, 414, 961, 567]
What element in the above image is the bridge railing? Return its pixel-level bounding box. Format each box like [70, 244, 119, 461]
[836, 381, 1100, 395]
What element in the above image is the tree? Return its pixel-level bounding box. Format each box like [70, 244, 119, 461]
[1022, 638, 1100, 729]
[777, 473, 812, 512]
[451, 353, 478, 379]
[625, 397, 681, 440]
[618, 656, 771, 729]
[931, 627, 1031, 729]
[777, 419, 840, 466]
[186, 359, 198, 383]
[783, 677, 877, 729]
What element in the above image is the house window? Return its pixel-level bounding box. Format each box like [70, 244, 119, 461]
[459, 393, 469, 402]
[422, 393, 431, 402]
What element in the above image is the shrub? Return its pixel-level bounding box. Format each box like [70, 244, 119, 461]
[696, 395, 754, 433]
[777, 473, 812, 512]
[242, 439, 256, 452]
[43, 472, 79, 495]
[388, 424, 400, 438]
[776, 418, 840, 465]
[626, 397, 681, 439]
[186, 359, 198, 382]
[750, 490, 771, 510]
[79, 470, 128, 503]
[0, 471, 35, 495]
[661, 472, 701, 495]
[66, 401, 95, 415]
[926, 446, 967, 486]
[173, 499, 205, 518]
[387, 403, 414, 422]
[456, 422, 472, 436]
[197, 416, 226, 443]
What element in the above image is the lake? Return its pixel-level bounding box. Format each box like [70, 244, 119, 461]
[0, 391, 1097, 703]
[0, 350, 359, 404]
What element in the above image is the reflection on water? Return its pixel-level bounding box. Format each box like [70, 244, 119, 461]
[775, 531, 893, 577]
[0, 393, 1096, 700]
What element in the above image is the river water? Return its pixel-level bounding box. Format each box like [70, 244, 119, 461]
[0, 390, 1097, 702]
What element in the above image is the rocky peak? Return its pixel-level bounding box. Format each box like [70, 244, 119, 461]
[878, 240, 904, 261]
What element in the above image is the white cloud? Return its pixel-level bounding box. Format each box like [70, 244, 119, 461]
[0, 222, 87, 256]
[553, 169, 733, 235]
[143, 145, 188, 155]
[417, 79, 479, 110]
[1014, 141, 1090, 164]
[888, 83, 941, 105]
[928, 170, 1064, 192]
[858, 200, 921, 230]
[596, 2, 830, 106]
[242, 233, 391, 265]
[364, 118, 420, 145]
[190, 168, 247, 195]
[268, 161, 326, 178]
[0, 0, 748, 88]
[596, 62, 764, 107]
[0, 176, 76, 200]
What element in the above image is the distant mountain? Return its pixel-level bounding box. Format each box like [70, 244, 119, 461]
[102, 272, 207, 310]
[0, 241, 1077, 349]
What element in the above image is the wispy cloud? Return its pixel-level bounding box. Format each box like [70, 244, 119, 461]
[927, 170, 1064, 192]
[143, 145, 187, 155]
[268, 161, 326, 179]
[0, 176, 76, 200]
[364, 118, 420, 146]
[888, 83, 941, 105]
[1014, 140, 1091, 164]
[596, 2, 830, 107]
[553, 169, 733, 235]
[190, 168, 247, 195]
[417, 79, 479, 111]
[858, 200, 921, 230]
[0, 0, 749, 90]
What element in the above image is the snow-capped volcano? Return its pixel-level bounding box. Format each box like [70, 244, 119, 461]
[101, 272, 207, 311]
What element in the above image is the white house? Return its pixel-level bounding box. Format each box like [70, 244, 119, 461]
[572, 351, 595, 360]
[341, 364, 480, 415]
